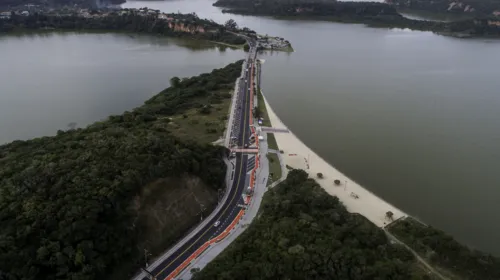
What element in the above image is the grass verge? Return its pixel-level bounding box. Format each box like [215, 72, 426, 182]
[166, 94, 232, 144]
[256, 87, 279, 150]
[266, 153, 281, 186]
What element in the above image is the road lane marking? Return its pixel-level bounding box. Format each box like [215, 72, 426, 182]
[154, 61, 253, 279]
[165, 59, 258, 279]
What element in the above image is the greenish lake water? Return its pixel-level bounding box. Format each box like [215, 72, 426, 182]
[0, 32, 242, 143]
[2, 0, 500, 257]
[124, 0, 500, 255]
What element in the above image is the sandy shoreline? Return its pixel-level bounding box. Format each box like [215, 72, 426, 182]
[262, 93, 407, 227]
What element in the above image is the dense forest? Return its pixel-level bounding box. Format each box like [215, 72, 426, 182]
[214, 0, 402, 18]
[0, 11, 247, 45]
[0, 60, 243, 280]
[0, 0, 125, 9]
[214, 0, 500, 37]
[193, 169, 429, 280]
[387, 0, 500, 16]
[388, 218, 500, 280]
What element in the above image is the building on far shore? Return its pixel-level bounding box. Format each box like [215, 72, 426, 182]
[0, 11, 11, 19]
[255, 34, 291, 50]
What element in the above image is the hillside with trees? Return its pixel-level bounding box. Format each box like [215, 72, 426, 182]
[193, 169, 431, 280]
[0, 11, 246, 46]
[0, 60, 243, 280]
[214, 0, 500, 37]
[0, 0, 125, 9]
[388, 218, 500, 280]
[387, 0, 500, 17]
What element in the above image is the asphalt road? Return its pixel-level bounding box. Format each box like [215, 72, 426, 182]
[145, 49, 256, 280]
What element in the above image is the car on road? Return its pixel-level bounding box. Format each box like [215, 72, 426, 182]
[214, 221, 221, 227]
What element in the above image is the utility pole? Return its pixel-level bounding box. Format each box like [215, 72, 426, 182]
[144, 248, 152, 268]
[199, 203, 206, 221]
[141, 267, 155, 280]
[217, 189, 225, 204]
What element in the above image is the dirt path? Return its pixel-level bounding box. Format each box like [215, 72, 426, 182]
[384, 230, 450, 280]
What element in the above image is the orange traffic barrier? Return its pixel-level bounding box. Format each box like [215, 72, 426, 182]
[164, 210, 246, 280]
[165, 61, 262, 280]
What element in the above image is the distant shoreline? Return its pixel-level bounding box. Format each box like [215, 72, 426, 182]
[215, 0, 500, 39]
[0, 9, 248, 46]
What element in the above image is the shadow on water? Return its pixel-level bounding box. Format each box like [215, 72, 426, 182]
[0, 30, 232, 53]
[0, 30, 244, 144]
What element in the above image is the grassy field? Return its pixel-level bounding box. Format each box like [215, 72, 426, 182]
[266, 153, 282, 186]
[266, 134, 279, 151]
[165, 92, 232, 144]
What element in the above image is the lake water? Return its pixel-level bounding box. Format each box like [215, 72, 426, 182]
[0, 32, 242, 143]
[123, 0, 500, 256]
[1, 0, 499, 256]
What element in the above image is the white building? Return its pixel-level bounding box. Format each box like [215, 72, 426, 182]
[0, 12, 11, 19]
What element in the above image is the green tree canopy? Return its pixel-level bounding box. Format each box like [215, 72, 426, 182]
[170, 76, 181, 87]
[0, 60, 243, 280]
[194, 170, 418, 280]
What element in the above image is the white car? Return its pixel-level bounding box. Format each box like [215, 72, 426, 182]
[214, 221, 221, 227]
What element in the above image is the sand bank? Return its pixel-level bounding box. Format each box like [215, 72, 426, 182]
[262, 94, 407, 227]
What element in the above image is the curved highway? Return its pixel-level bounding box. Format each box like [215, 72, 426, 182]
[142, 46, 257, 280]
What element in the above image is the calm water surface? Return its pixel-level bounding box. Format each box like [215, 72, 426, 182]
[1, 0, 500, 256]
[124, 0, 500, 255]
[0, 32, 242, 143]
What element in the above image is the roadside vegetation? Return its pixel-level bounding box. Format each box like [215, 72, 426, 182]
[163, 73, 236, 144]
[254, 65, 282, 186]
[256, 87, 278, 150]
[193, 169, 434, 280]
[0, 11, 246, 45]
[387, 217, 500, 280]
[266, 153, 282, 186]
[0, 61, 243, 280]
